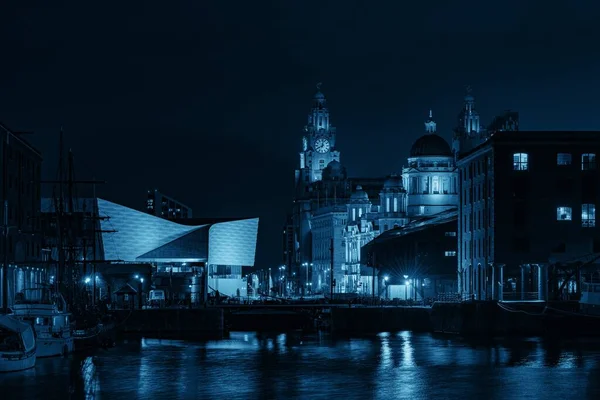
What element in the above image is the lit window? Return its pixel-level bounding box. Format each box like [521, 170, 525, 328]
[513, 153, 528, 170]
[556, 207, 572, 221]
[445, 232, 457, 237]
[419, 206, 425, 215]
[444, 251, 457, 257]
[386, 198, 390, 212]
[557, 153, 572, 165]
[582, 204, 596, 228]
[582, 153, 596, 170]
[393, 198, 398, 212]
[432, 176, 439, 193]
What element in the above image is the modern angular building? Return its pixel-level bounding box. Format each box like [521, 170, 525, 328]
[95, 198, 258, 299]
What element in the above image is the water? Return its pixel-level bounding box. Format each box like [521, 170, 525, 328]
[2, 332, 600, 399]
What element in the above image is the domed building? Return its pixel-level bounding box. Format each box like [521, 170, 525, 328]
[378, 174, 409, 231]
[402, 111, 458, 218]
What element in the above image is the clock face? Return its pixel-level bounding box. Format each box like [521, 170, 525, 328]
[314, 138, 330, 154]
[302, 137, 308, 151]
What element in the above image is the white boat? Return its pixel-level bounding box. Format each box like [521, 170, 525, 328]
[0, 314, 36, 372]
[12, 287, 74, 358]
[580, 282, 600, 315]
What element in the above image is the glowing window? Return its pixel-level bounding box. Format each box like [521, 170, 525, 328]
[419, 206, 425, 215]
[432, 176, 440, 193]
[582, 153, 596, 170]
[386, 198, 390, 212]
[556, 207, 572, 221]
[582, 204, 596, 228]
[444, 251, 457, 257]
[393, 198, 398, 212]
[513, 153, 528, 171]
[557, 153, 572, 166]
[445, 232, 457, 237]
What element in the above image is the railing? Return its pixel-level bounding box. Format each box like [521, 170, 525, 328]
[434, 293, 471, 303]
[501, 292, 540, 301]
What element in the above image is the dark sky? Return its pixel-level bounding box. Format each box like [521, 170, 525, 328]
[2, 1, 600, 269]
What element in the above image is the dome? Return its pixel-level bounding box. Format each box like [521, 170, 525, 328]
[350, 185, 369, 201]
[314, 91, 325, 100]
[383, 174, 402, 189]
[410, 134, 452, 157]
[322, 160, 346, 180]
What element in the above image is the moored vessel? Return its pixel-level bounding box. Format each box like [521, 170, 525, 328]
[0, 314, 36, 372]
[11, 286, 74, 357]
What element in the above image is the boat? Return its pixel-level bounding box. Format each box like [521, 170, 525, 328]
[11, 286, 74, 358]
[0, 314, 36, 372]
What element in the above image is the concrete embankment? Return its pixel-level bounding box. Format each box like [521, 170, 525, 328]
[430, 301, 600, 337]
[330, 306, 432, 334]
[112, 308, 224, 339]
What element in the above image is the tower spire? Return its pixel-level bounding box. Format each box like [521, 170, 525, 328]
[424, 109, 436, 133]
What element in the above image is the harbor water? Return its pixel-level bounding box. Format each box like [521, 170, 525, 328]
[2, 331, 600, 399]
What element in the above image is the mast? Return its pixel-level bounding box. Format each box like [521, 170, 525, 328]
[2, 130, 8, 313]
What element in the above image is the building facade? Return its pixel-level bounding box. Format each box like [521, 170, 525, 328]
[362, 210, 459, 300]
[403, 111, 459, 218]
[457, 130, 600, 301]
[0, 123, 45, 310]
[146, 189, 193, 220]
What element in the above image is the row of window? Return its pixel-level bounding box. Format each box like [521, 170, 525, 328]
[513, 152, 597, 171]
[556, 204, 596, 227]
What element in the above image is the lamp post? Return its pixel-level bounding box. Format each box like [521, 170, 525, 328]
[404, 275, 409, 301]
[384, 276, 389, 299]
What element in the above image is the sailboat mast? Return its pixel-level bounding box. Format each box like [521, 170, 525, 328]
[2, 130, 8, 314]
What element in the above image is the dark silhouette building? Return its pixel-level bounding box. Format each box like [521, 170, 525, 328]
[0, 123, 45, 309]
[457, 130, 600, 301]
[146, 189, 192, 220]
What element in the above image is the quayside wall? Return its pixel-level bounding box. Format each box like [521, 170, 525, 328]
[112, 309, 224, 339]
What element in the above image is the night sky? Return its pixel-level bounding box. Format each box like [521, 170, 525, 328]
[2, 1, 600, 269]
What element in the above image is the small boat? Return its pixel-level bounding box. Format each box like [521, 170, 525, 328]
[0, 314, 36, 372]
[11, 286, 74, 358]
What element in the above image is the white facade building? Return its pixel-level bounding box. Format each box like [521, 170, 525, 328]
[403, 111, 459, 218]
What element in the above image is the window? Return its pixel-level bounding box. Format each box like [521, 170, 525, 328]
[445, 232, 457, 237]
[419, 206, 425, 215]
[386, 198, 390, 212]
[556, 206, 572, 221]
[432, 176, 439, 193]
[513, 153, 528, 170]
[444, 251, 457, 257]
[557, 153, 572, 165]
[582, 153, 596, 170]
[582, 204, 596, 227]
[393, 198, 398, 212]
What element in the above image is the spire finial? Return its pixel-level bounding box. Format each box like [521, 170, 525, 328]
[466, 85, 472, 94]
[316, 82, 322, 91]
[429, 109, 433, 119]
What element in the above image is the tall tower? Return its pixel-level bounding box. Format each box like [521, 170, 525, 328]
[452, 86, 481, 159]
[297, 83, 341, 184]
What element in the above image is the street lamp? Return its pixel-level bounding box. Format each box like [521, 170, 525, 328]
[405, 278, 411, 301]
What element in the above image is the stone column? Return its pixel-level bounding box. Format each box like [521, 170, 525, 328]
[520, 265, 526, 301]
[497, 264, 504, 301]
[490, 264, 495, 301]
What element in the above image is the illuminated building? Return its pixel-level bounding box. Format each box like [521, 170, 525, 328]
[0, 123, 45, 309]
[457, 128, 600, 301]
[95, 198, 258, 299]
[146, 189, 192, 220]
[403, 110, 459, 218]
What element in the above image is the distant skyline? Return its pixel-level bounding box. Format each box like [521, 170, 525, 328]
[2, 1, 600, 268]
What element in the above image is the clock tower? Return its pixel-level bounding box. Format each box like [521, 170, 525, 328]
[298, 83, 340, 183]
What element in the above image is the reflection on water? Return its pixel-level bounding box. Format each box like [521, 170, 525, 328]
[1, 332, 600, 399]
